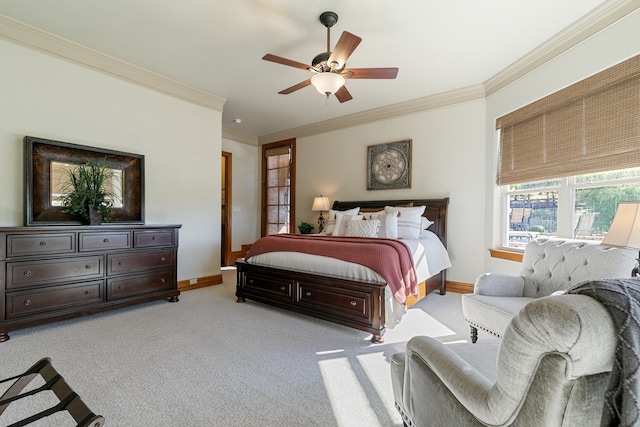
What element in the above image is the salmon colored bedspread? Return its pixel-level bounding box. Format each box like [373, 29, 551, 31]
[245, 234, 418, 304]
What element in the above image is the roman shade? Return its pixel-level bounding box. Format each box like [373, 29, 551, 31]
[496, 54, 640, 186]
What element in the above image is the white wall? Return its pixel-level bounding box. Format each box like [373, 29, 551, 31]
[484, 8, 640, 276]
[0, 39, 223, 281]
[221, 137, 260, 252]
[296, 99, 487, 284]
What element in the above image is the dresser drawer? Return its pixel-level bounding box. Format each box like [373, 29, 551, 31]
[241, 272, 293, 302]
[107, 270, 174, 299]
[107, 249, 174, 274]
[296, 281, 370, 323]
[79, 232, 131, 252]
[6, 233, 75, 257]
[6, 280, 104, 319]
[133, 230, 175, 248]
[6, 256, 104, 288]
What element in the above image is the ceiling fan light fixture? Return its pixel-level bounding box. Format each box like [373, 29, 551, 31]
[311, 72, 345, 97]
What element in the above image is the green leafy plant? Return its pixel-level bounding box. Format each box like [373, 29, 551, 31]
[297, 221, 314, 234]
[60, 160, 115, 224]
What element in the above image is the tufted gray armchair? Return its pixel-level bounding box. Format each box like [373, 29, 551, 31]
[461, 238, 635, 343]
[391, 293, 619, 426]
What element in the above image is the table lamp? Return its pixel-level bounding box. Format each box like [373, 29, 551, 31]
[312, 196, 330, 232]
[601, 201, 640, 277]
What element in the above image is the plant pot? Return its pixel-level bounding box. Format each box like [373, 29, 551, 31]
[87, 205, 103, 225]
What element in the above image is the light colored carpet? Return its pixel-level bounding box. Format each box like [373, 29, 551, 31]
[0, 269, 497, 426]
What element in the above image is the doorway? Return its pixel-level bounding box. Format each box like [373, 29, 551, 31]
[221, 151, 232, 266]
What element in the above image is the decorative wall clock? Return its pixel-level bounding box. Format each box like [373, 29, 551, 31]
[367, 139, 412, 190]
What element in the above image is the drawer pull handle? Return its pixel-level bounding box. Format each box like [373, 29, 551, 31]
[118, 285, 124, 290]
[305, 291, 312, 297]
[118, 261, 123, 266]
[24, 299, 31, 306]
[152, 236, 157, 240]
[24, 270, 32, 277]
[160, 278, 166, 283]
[85, 290, 92, 295]
[103, 238, 110, 243]
[39, 241, 46, 246]
[350, 300, 357, 307]
[248, 279, 254, 284]
[85, 265, 91, 269]
[161, 257, 166, 262]
[280, 285, 286, 291]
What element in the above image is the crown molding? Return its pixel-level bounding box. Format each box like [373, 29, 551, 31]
[484, 0, 640, 95]
[258, 84, 486, 144]
[0, 14, 226, 111]
[222, 128, 259, 146]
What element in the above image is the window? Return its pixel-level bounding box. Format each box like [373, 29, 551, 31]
[502, 168, 640, 249]
[261, 139, 296, 236]
[497, 54, 640, 249]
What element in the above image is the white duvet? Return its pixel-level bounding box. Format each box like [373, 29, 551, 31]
[245, 230, 452, 328]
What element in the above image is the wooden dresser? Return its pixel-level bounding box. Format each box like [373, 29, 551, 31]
[0, 224, 181, 343]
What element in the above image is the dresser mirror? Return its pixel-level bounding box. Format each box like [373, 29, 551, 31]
[24, 136, 144, 225]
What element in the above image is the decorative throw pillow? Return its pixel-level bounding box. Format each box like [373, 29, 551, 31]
[364, 210, 398, 239]
[421, 216, 434, 230]
[332, 214, 363, 236]
[345, 219, 380, 238]
[384, 205, 426, 239]
[324, 207, 360, 235]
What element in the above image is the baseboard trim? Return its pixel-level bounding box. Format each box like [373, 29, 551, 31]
[446, 280, 474, 294]
[178, 274, 223, 291]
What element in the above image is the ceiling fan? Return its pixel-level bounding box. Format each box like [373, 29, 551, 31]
[262, 11, 399, 103]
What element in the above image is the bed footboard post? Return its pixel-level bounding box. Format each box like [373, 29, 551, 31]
[439, 271, 446, 295]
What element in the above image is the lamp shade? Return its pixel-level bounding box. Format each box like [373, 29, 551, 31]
[601, 201, 640, 250]
[312, 196, 330, 211]
[311, 72, 345, 96]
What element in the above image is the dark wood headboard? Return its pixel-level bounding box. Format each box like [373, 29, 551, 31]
[332, 198, 449, 247]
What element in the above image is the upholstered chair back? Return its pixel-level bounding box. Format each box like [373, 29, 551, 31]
[519, 238, 636, 298]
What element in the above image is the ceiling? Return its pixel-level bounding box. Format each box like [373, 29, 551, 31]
[0, 0, 620, 140]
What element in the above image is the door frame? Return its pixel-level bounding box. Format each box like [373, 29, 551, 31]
[222, 151, 232, 266]
[261, 139, 296, 236]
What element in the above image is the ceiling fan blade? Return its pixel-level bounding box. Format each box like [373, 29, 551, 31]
[343, 68, 399, 79]
[278, 79, 312, 94]
[335, 86, 353, 103]
[262, 54, 311, 71]
[327, 31, 362, 70]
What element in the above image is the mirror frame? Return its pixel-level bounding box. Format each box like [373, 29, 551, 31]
[24, 136, 145, 226]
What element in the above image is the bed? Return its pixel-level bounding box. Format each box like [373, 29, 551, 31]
[235, 198, 450, 343]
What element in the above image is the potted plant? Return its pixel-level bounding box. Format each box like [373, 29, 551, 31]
[60, 160, 115, 224]
[297, 221, 315, 234]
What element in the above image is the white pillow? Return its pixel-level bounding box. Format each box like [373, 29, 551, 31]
[365, 210, 398, 239]
[324, 207, 360, 235]
[384, 205, 426, 239]
[332, 214, 363, 236]
[345, 219, 380, 237]
[421, 216, 434, 230]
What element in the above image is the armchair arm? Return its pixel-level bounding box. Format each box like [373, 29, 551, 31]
[474, 273, 524, 296]
[404, 337, 494, 422]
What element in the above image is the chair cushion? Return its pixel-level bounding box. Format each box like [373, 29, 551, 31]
[462, 294, 535, 337]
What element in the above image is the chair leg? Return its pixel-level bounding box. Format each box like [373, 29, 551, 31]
[470, 326, 478, 343]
